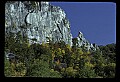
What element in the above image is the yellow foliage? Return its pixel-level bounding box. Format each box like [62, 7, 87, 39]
[109, 63, 116, 67]
[66, 44, 71, 51]
[87, 51, 91, 55]
[27, 43, 30, 48]
[74, 66, 79, 70]
[66, 67, 73, 73]
[56, 59, 60, 65]
[102, 63, 106, 67]
[50, 69, 54, 72]
[71, 53, 76, 59]
[44, 43, 49, 48]
[84, 51, 91, 55]
[58, 48, 61, 52]
[77, 57, 80, 61]
[11, 63, 15, 69]
[56, 48, 63, 57]
[61, 50, 65, 55]
[5, 62, 26, 77]
[85, 62, 94, 68]
[52, 53, 55, 60]
[77, 48, 83, 55]
[61, 68, 65, 72]
[41, 42, 45, 46]
[65, 67, 77, 77]
[80, 55, 83, 59]
[15, 62, 26, 76]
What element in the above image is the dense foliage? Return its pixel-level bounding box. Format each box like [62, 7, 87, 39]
[5, 30, 116, 78]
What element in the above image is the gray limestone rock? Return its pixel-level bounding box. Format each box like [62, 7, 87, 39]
[5, 1, 73, 46]
[5, 1, 98, 51]
[76, 31, 99, 51]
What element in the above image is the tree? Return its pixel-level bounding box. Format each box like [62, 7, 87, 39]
[78, 65, 96, 78]
[72, 38, 78, 50]
[99, 43, 116, 63]
[63, 67, 77, 78]
[26, 59, 62, 77]
[103, 63, 116, 78]
[4, 58, 15, 77]
[4, 58, 26, 77]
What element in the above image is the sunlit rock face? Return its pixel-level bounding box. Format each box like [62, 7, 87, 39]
[5, 1, 98, 51]
[76, 31, 99, 51]
[5, 1, 73, 46]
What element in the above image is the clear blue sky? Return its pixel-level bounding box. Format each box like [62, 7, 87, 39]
[50, 2, 116, 46]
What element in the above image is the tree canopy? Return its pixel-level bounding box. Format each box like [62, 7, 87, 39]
[5, 26, 116, 78]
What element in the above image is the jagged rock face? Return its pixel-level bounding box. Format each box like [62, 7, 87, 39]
[5, 1, 73, 46]
[76, 31, 99, 51]
[5, 1, 99, 51]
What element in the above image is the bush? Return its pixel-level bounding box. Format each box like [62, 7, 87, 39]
[79, 65, 97, 78]
[63, 67, 77, 78]
[26, 59, 61, 77]
[103, 63, 116, 78]
[4, 58, 26, 77]
[4, 59, 15, 77]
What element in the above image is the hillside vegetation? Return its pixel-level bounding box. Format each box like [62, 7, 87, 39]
[5, 32, 116, 78]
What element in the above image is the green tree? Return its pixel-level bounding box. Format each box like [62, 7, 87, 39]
[63, 67, 77, 78]
[78, 65, 96, 78]
[103, 63, 116, 78]
[4, 58, 15, 77]
[26, 59, 61, 77]
[4, 57, 26, 77]
[99, 43, 116, 63]
[72, 38, 78, 51]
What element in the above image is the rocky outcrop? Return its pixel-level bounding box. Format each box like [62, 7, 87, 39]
[5, 1, 98, 51]
[5, 1, 72, 46]
[76, 31, 99, 51]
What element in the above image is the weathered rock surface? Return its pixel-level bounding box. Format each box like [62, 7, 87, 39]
[5, 1, 98, 51]
[5, 1, 73, 46]
[76, 31, 99, 51]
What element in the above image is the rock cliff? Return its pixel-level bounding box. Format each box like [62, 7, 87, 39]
[5, 1, 98, 51]
[76, 31, 99, 51]
[5, 1, 72, 46]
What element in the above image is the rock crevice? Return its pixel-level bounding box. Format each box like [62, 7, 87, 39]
[5, 1, 99, 51]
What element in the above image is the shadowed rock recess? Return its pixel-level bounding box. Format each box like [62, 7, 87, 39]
[5, 1, 99, 51]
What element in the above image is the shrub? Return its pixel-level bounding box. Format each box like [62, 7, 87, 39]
[26, 59, 61, 78]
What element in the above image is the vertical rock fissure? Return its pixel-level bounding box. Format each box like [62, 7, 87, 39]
[5, 1, 99, 50]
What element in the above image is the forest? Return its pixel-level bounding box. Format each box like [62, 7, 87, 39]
[4, 31, 116, 78]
